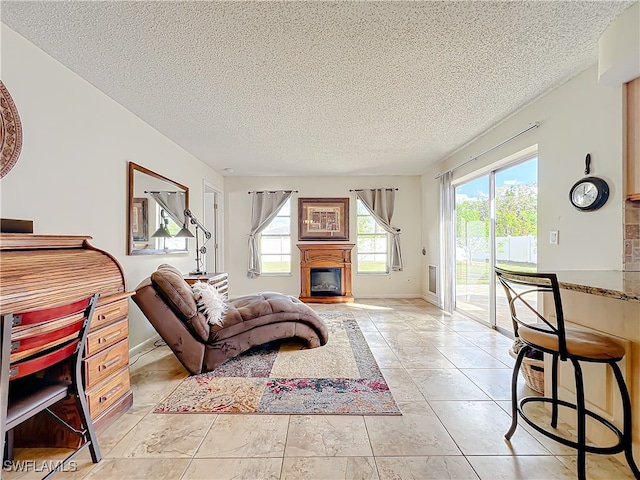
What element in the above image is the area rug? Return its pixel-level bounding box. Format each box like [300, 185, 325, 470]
[153, 311, 401, 415]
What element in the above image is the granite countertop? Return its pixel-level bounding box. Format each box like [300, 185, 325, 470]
[553, 270, 640, 303]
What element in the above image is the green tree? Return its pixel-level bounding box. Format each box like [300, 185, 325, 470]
[455, 194, 489, 239]
[495, 183, 537, 236]
[455, 183, 537, 263]
[455, 193, 489, 262]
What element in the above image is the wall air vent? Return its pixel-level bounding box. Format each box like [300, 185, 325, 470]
[428, 265, 437, 295]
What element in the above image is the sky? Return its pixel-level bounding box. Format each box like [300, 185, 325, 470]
[455, 158, 537, 202]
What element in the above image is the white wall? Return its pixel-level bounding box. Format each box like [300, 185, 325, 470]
[224, 176, 422, 298]
[0, 25, 225, 349]
[422, 65, 624, 299]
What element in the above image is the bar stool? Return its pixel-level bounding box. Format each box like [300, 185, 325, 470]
[495, 268, 639, 480]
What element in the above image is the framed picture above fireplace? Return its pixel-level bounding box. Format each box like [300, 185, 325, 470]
[298, 197, 349, 241]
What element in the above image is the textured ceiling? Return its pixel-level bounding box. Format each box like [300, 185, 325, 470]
[1, 1, 635, 176]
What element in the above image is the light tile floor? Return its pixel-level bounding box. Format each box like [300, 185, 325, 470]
[4, 299, 637, 479]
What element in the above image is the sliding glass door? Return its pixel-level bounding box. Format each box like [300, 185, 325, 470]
[494, 159, 538, 331]
[455, 175, 491, 324]
[453, 157, 538, 331]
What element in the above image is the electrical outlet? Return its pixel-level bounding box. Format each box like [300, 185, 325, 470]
[550, 230, 559, 245]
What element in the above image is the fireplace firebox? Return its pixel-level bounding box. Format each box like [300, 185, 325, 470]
[310, 268, 342, 296]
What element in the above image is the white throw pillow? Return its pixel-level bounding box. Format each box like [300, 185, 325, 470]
[191, 282, 228, 327]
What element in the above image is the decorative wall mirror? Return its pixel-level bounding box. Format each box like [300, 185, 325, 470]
[128, 162, 190, 255]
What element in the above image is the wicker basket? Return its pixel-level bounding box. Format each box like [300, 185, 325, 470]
[509, 340, 544, 394]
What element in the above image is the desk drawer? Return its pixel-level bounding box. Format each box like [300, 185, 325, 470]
[86, 318, 128, 356]
[84, 338, 129, 388]
[87, 367, 130, 418]
[92, 299, 128, 330]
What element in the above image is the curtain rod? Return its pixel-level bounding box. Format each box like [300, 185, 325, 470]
[435, 122, 539, 179]
[349, 188, 398, 192]
[247, 190, 298, 194]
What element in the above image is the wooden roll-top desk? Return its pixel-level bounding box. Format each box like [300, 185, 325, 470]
[0, 234, 133, 447]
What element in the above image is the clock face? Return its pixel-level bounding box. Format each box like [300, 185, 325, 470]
[569, 176, 609, 211]
[571, 182, 597, 207]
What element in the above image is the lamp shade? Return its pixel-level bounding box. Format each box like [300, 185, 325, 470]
[151, 225, 172, 238]
[175, 225, 194, 238]
[152, 208, 173, 238]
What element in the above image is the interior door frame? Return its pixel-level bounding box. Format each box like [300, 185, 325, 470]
[203, 180, 223, 273]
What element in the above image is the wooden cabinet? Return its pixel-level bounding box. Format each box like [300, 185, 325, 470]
[626, 77, 640, 201]
[84, 336, 129, 387]
[84, 312, 131, 427]
[0, 234, 133, 447]
[86, 367, 131, 418]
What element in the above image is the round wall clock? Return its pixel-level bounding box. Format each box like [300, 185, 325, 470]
[0, 80, 23, 179]
[569, 154, 609, 211]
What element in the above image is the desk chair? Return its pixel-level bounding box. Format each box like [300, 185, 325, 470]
[495, 268, 639, 480]
[0, 295, 101, 479]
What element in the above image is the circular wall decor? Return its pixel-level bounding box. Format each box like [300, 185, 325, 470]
[569, 176, 610, 211]
[568, 153, 610, 212]
[0, 80, 23, 179]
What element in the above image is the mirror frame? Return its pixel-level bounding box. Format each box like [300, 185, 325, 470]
[127, 162, 190, 255]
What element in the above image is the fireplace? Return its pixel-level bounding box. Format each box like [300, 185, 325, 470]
[310, 268, 342, 296]
[298, 244, 354, 303]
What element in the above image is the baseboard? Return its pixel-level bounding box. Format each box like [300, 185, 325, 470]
[421, 294, 442, 309]
[129, 334, 161, 358]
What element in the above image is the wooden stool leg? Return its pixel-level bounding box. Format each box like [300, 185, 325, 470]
[572, 359, 587, 480]
[506, 346, 528, 440]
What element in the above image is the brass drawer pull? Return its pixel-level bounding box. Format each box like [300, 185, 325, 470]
[98, 356, 121, 371]
[99, 384, 123, 403]
[98, 330, 122, 344]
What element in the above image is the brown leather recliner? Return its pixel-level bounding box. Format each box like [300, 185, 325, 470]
[132, 266, 329, 375]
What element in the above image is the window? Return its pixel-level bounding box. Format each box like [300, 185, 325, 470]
[260, 199, 291, 274]
[356, 199, 389, 274]
[151, 208, 187, 252]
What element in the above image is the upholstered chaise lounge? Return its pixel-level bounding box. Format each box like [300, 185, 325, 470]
[132, 265, 329, 374]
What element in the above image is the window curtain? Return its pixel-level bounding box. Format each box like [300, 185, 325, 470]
[439, 172, 455, 314]
[149, 191, 187, 227]
[247, 191, 293, 278]
[355, 189, 403, 271]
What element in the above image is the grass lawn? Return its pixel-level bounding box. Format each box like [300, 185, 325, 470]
[262, 261, 291, 274]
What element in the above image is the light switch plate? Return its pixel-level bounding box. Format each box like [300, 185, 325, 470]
[550, 230, 559, 245]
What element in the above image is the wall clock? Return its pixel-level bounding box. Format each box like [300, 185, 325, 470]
[569, 154, 609, 211]
[0, 80, 23, 179]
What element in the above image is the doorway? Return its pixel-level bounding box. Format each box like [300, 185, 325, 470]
[203, 182, 222, 273]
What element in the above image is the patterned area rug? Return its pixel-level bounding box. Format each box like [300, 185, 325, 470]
[154, 311, 400, 415]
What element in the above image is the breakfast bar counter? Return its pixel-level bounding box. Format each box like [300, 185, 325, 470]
[552, 270, 640, 303]
[541, 270, 640, 460]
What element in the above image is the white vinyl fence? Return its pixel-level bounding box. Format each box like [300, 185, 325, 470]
[496, 235, 537, 263]
[457, 235, 537, 264]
